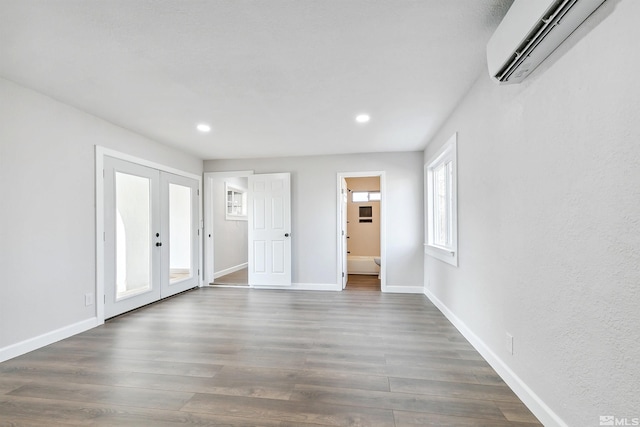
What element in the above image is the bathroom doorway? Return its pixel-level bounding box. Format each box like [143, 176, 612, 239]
[337, 172, 386, 292]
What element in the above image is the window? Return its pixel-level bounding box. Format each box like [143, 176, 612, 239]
[352, 191, 381, 202]
[425, 133, 458, 266]
[225, 183, 247, 220]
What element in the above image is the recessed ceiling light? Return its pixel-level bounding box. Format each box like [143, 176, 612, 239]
[196, 123, 211, 132]
[355, 114, 370, 123]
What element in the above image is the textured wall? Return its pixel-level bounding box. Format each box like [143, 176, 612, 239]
[423, 1, 640, 425]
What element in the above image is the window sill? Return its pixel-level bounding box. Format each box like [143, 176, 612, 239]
[424, 243, 458, 267]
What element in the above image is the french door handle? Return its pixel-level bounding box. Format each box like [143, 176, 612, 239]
[156, 242, 162, 247]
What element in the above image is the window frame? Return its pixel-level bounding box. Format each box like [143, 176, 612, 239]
[352, 191, 381, 203]
[425, 133, 458, 266]
[225, 182, 247, 221]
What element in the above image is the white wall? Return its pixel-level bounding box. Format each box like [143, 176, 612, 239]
[423, 1, 640, 425]
[213, 176, 248, 273]
[205, 152, 423, 289]
[0, 77, 202, 358]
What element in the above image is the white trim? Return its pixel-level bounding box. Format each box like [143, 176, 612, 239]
[425, 133, 458, 267]
[383, 285, 424, 294]
[95, 146, 203, 323]
[423, 287, 568, 427]
[252, 283, 340, 292]
[203, 171, 254, 286]
[95, 148, 106, 321]
[214, 262, 248, 279]
[336, 171, 387, 292]
[0, 317, 100, 363]
[97, 146, 201, 181]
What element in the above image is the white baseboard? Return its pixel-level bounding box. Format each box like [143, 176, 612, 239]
[214, 262, 248, 279]
[0, 317, 101, 363]
[292, 283, 341, 291]
[249, 283, 424, 293]
[383, 285, 424, 294]
[423, 287, 567, 427]
[251, 283, 341, 291]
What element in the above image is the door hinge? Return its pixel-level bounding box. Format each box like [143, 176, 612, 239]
[197, 189, 200, 196]
[197, 229, 200, 236]
[341, 230, 344, 236]
[198, 269, 200, 275]
[103, 231, 106, 242]
[342, 272, 345, 278]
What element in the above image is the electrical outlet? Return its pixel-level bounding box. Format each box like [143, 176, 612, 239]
[85, 293, 94, 306]
[506, 333, 514, 355]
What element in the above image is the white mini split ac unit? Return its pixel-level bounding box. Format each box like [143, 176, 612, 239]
[487, 0, 606, 84]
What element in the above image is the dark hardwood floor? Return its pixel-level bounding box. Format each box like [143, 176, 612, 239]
[0, 288, 542, 426]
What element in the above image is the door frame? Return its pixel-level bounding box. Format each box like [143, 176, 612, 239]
[203, 171, 254, 285]
[336, 171, 387, 291]
[95, 146, 202, 323]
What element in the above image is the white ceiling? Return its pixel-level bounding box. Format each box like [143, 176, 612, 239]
[0, 0, 513, 160]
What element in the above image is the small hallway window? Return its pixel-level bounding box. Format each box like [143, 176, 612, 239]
[425, 132, 458, 266]
[352, 191, 381, 202]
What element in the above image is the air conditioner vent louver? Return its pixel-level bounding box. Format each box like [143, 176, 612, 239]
[487, 0, 606, 84]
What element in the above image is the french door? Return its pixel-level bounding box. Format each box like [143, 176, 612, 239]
[103, 156, 199, 318]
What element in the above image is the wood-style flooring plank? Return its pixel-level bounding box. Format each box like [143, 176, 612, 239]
[0, 395, 284, 427]
[388, 377, 521, 402]
[393, 409, 543, 427]
[497, 400, 546, 424]
[182, 393, 396, 426]
[289, 384, 508, 421]
[7, 381, 194, 411]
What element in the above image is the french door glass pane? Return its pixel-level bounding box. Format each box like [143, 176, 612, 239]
[115, 172, 152, 299]
[169, 183, 192, 283]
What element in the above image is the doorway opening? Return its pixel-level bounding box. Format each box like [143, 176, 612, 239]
[204, 171, 252, 287]
[337, 171, 386, 292]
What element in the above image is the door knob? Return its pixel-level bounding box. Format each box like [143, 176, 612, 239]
[284, 233, 290, 237]
[156, 242, 162, 247]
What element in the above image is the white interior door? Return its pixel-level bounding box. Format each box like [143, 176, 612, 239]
[104, 157, 161, 318]
[104, 157, 199, 318]
[248, 173, 291, 286]
[160, 172, 200, 297]
[341, 178, 349, 289]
